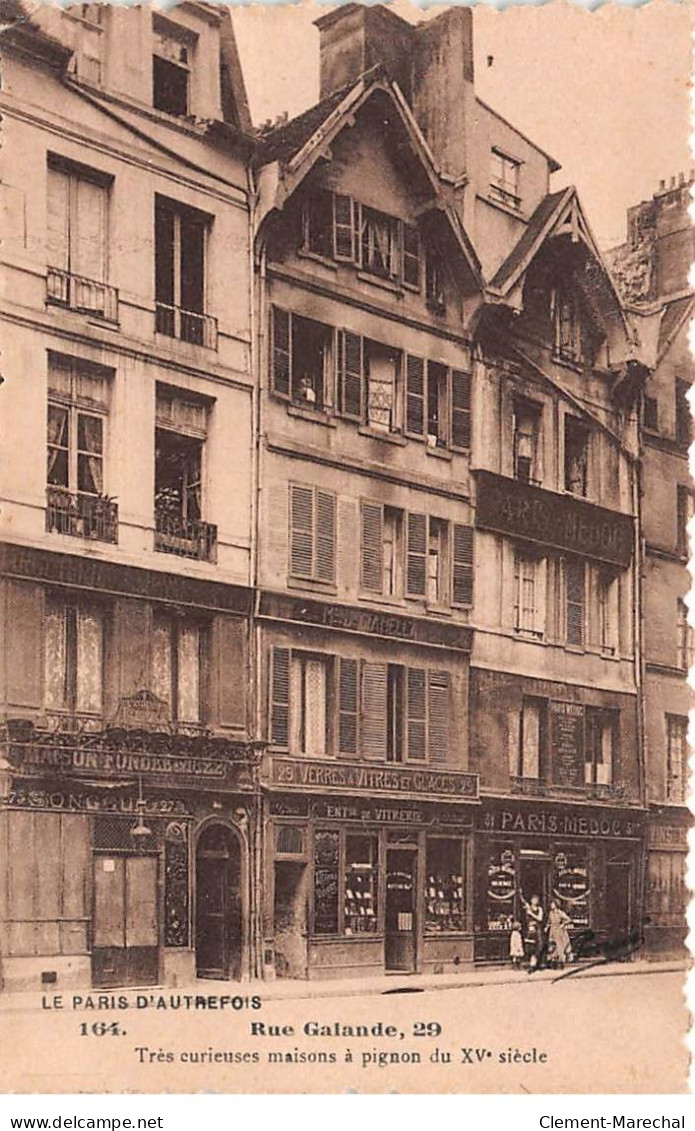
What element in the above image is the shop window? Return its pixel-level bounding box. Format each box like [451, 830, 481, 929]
[490, 148, 520, 209]
[513, 698, 546, 780]
[643, 395, 659, 433]
[288, 483, 336, 584]
[313, 829, 340, 936]
[513, 552, 546, 638]
[155, 197, 211, 345]
[425, 250, 446, 314]
[365, 341, 400, 432]
[152, 611, 204, 726]
[584, 708, 616, 785]
[647, 851, 686, 920]
[553, 848, 590, 928]
[44, 594, 104, 718]
[598, 570, 619, 656]
[564, 417, 589, 496]
[513, 399, 541, 485]
[666, 715, 688, 803]
[153, 26, 191, 117]
[486, 845, 517, 931]
[676, 485, 694, 558]
[676, 599, 694, 671]
[425, 839, 467, 932]
[554, 285, 581, 363]
[344, 835, 378, 935]
[675, 378, 691, 451]
[565, 558, 585, 647]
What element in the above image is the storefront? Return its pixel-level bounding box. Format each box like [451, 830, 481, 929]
[263, 755, 479, 980]
[473, 798, 646, 964]
[0, 718, 261, 992]
[644, 811, 689, 958]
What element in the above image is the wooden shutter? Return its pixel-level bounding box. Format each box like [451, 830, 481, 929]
[270, 647, 290, 747]
[451, 369, 472, 450]
[316, 490, 336, 583]
[566, 559, 585, 646]
[47, 166, 70, 271]
[406, 667, 426, 760]
[402, 223, 421, 288]
[333, 193, 355, 261]
[73, 177, 107, 282]
[212, 616, 247, 730]
[406, 512, 427, 597]
[452, 524, 474, 607]
[405, 354, 425, 436]
[361, 501, 383, 592]
[338, 329, 363, 420]
[361, 661, 388, 759]
[289, 485, 314, 578]
[428, 670, 450, 765]
[272, 307, 292, 399]
[338, 657, 359, 756]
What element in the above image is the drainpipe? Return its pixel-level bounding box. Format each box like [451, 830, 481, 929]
[632, 400, 649, 947]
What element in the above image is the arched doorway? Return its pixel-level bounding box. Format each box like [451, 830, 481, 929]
[195, 822, 242, 980]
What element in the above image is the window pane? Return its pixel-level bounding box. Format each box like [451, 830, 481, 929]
[486, 845, 516, 931]
[47, 405, 69, 488]
[344, 835, 378, 935]
[426, 839, 465, 932]
[44, 601, 68, 710]
[302, 657, 326, 756]
[76, 606, 103, 713]
[77, 414, 104, 495]
[177, 624, 201, 723]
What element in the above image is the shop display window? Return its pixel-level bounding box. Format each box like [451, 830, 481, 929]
[552, 848, 590, 928]
[313, 830, 339, 935]
[425, 838, 466, 932]
[344, 835, 378, 935]
[486, 845, 516, 931]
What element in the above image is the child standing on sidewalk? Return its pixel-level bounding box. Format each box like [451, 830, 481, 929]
[509, 920, 524, 968]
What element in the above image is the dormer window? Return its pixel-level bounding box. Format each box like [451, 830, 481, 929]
[490, 149, 520, 210]
[554, 285, 581, 363]
[153, 27, 191, 117]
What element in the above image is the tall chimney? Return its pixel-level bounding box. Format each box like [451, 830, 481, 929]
[411, 7, 475, 180]
[314, 4, 414, 102]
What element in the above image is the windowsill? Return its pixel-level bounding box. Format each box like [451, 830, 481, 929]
[552, 350, 584, 372]
[358, 592, 408, 608]
[425, 443, 452, 461]
[356, 270, 403, 296]
[513, 629, 545, 641]
[357, 426, 407, 446]
[286, 576, 338, 596]
[297, 247, 339, 272]
[564, 488, 590, 502]
[425, 603, 453, 618]
[477, 191, 527, 222]
[287, 404, 337, 427]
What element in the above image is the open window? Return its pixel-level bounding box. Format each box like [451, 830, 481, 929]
[155, 197, 213, 347]
[564, 416, 589, 496]
[585, 708, 616, 786]
[154, 387, 216, 561]
[426, 362, 448, 449]
[513, 399, 542, 485]
[554, 284, 582, 363]
[153, 23, 192, 117]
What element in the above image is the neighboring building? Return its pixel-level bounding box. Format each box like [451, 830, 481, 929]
[0, 2, 260, 990]
[253, 4, 648, 980]
[609, 175, 694, 957]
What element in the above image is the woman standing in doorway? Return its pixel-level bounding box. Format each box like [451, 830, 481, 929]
[521, 893, 545, 973]
[546, 899, 574, 968]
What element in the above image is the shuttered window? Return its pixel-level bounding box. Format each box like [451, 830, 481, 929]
[289, 484, 336, 583]
[406, 512, 428, 597]
[338, 658, 358, 756]
[565, 558, 585, 647]
[361, 662, 388, 760]
[405, 354, 425, 436]
[272, 307, 291, 399]
[270, 646, 290, 747]
[406, 667, 427, 761]
[452, 524, 474, 607]
[360, 501, 383, 592]
[451, 370, 472, 450]
[428, 671, 450, 765]
[333, 194, 355, 261]
[338, 329, 363, 420]
[47, 162, 108, 282]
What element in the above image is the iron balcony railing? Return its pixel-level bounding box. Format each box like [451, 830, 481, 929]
[154, 507, 217, 562]
[47, 267, 119, 322]
[46, 487, 119, 544]
[155, 302, 218, 350]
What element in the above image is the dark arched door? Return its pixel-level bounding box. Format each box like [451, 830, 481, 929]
[195, 824, 242, 980]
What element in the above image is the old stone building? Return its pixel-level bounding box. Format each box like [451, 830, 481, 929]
[610, 175, 694, 957]
[0, 1, 260, 989]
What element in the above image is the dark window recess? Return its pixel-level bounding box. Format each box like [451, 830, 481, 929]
[513, 399, 541, 484]
[155, 429, 202, 524]
[402, 224, 420, 288]
[387, 665, 405, 764]
[304, 189, 334, 259]
[155, 198, 208, 345]
[153, 54, 189, 117]
[425, 251, 446, 313]
[564, 417, 589, 496]
[675, 379, 691, 450]
[643, 395, 659, 432]
[427, 362, 447, 448]
[271, 307, 330, 410]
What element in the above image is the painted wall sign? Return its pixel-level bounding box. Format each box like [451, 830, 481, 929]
[7, 786, 189, 815]
[479, 805, 644, 839]
[17, 745, 228, 779]
[550, 701, 585, 788]
[270, 756, 479, 801]
[475, 470, 634, 567]
[259, 592, 473, 652]
[647, 824, 689, 850]
[310, 799, 475, 826]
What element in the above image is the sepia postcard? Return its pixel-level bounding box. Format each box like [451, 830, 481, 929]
[0, 0, 692, 1096]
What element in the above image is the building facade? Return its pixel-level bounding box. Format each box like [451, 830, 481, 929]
[609, 176, 694, 957]
[0, 1, 261, 990]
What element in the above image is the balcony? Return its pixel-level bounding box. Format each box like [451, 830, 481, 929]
[47, 268, 119, 323]
[154, 506, 217, 563]
[155, 302, 218, 350]
[46, 487, 118, 544]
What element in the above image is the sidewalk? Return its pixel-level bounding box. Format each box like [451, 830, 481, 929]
[0, 957, 687, 1011]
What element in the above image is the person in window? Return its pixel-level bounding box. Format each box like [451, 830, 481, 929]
[298, 374, 317, 406]
[546, 900, 574, 968]
[521, 893, 545, 972]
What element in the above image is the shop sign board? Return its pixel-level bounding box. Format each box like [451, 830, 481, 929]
[311, 799, 475, 826]
[479, 805, 644, 839]
[16, 744, 228, 780]
[647, 824, 689, 851]
[7, 785, 190, 816]
[270, 756, 479, 801]
[550, 702, 585, 787]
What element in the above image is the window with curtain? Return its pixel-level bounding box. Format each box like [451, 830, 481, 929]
[152, 612, 203, 725]
[44, 595, 104, 716]
[47, 356, 109, 498]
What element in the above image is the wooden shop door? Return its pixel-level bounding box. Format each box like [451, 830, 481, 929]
[605, 862, 631, 946]
[385, 848, 417, 973]
[92, 854, 159, 987]
[195, 824, 242, 980]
